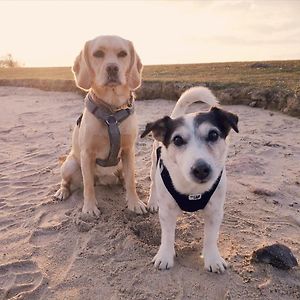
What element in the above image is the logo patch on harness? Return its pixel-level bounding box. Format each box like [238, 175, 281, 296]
[188, 194, 202, 201]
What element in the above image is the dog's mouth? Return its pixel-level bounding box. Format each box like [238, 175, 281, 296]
[105, 78, 121, 87]
[191, 176, 212, 184]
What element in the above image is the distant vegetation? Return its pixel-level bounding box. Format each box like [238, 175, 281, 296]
[0, 60, 299, 92]
[0, 54, 22, 68]
[0, 60, 299, 117]
[143, 60, 300, 92]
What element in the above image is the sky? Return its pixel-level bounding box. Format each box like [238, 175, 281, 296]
[1, 0, 300, 67]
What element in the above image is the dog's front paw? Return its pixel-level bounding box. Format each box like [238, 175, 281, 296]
[152, 248, 175, 270]
[204, 252, 228, 273]
[147, 196, 158, 213]
[82, 201, 101, 217]
[54, 187, 70, 201]
[127, 198, 147, 214]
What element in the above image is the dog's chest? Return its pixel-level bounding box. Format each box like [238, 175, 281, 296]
[80, 111, 137, 158]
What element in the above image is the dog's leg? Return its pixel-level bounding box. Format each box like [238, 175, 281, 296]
[148, 179, 158, 213]
[147, 145, 159, 213]
[80, 151, 100, 217]
[152, 205, 178, 270]
[121, 146, 147, 214]
[202, 208, 227, 273]
[54, 153, 80, 200]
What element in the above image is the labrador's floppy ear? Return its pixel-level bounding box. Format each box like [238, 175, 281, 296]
[72, 41, 94, 91]
[127, 41, 143, 90]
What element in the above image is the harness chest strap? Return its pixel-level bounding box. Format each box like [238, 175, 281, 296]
[84, 93, 135, 167]
[156, 147, 223, 212]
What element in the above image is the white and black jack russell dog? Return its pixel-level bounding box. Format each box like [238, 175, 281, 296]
[141, 87, 239, 273]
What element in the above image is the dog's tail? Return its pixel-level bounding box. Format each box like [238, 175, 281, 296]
[171, 86, 219, 118]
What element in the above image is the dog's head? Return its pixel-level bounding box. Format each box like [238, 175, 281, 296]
[72, 35, 143, 91]
[141, 107, 239, 192]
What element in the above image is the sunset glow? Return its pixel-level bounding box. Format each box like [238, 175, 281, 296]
[1, 0, 299, 67]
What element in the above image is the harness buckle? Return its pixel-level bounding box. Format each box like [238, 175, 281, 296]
[105, 115, 118, 125]
[188, 194, 202, 201]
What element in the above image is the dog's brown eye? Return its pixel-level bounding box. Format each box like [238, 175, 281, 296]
[207, 130, 219, 142]
[118, 50, 127, 58]
[173, 135, 186, 147]
[93, 50, 105, 58]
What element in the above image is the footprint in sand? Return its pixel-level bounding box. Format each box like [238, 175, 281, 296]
[129, 218, 161, 246]
[0, 218, 20, 234]
[0, 199, 7, 209]
[29, 228, 60, 247]
[74, 211, 99, 232]
[29, 209, 70, 246]
[0, 260, 48, 299]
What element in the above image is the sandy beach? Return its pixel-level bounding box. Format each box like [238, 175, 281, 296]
[0, 86, 299, 300]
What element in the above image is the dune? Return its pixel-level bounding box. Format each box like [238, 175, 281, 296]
[0, 86, 299, 299]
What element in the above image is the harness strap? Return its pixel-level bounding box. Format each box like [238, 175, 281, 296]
[85, 93, 134, 167]
[156, 146, 223, 212]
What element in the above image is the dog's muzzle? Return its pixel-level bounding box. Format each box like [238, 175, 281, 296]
[105, 63, 121, 86]
[191, 160, 212, 183]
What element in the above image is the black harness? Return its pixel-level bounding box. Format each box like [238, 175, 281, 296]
[156, 147, 223, 212]
[77, 93, 134, 167]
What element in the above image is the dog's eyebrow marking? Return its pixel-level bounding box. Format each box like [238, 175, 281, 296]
[170, 127, 191, 146]
[196, 122, 220, 137]
[194, 111, 230, 139]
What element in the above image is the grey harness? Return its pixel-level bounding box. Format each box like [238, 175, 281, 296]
[82, 93, 134, 167]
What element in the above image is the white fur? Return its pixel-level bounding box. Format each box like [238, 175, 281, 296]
[171, 86, 219, 118]
[147, 87, 231, 273]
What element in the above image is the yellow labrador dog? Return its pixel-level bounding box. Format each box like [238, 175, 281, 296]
[54, 35, 146, 216]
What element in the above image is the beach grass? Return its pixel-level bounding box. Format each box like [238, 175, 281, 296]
[0, 60, 299, 91]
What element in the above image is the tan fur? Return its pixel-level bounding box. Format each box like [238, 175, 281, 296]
[54, 35, 146, 216]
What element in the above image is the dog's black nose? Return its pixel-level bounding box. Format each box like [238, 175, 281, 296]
[191, 160, 211, 181]
[106, 64, 119, 75]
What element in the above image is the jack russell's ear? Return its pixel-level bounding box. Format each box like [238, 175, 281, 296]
[141, 116, 183, 147]
[140, 116, 172, 142]
[210, 107, 239, 134]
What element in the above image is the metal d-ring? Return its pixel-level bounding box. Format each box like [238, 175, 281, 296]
[105, 115, 118, 125]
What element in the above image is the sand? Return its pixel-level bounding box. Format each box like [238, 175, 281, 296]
[0, 86, 299, 300]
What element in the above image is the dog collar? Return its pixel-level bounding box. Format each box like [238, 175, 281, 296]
[156, 147, 223, 212]
[90, 91, 134, 112]
[77, 93, 135, 167]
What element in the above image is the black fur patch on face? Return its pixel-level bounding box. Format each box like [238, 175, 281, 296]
[194, 107, 239, 138]
[141, 116, 184, 147]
